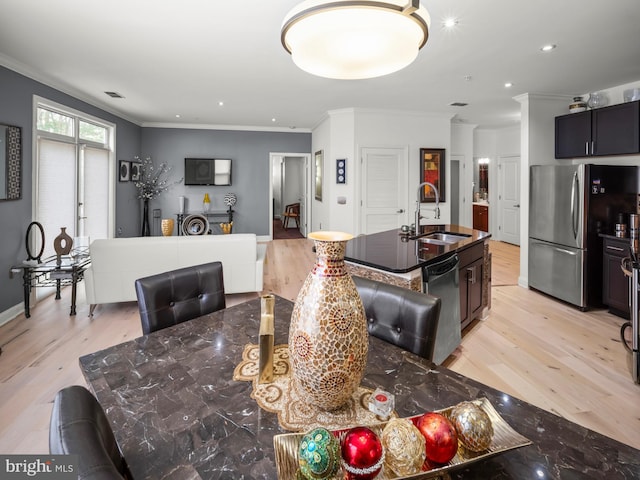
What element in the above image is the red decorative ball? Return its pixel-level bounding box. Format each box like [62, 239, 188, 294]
[416, 412, 459, 464]
[341, 426, 384, 480]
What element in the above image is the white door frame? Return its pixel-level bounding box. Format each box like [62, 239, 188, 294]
[268, 152, 311, 240]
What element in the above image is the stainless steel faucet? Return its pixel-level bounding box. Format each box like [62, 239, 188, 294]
[414, 181, 440, 232]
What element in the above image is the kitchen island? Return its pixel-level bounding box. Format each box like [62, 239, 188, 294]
[344, 225, 492, 329]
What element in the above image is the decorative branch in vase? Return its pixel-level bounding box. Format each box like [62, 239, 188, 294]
[133, 156, 182, 236]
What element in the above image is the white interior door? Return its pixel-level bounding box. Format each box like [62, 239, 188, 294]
[498, 155, 521, 245]
[360, 147, 408, 234]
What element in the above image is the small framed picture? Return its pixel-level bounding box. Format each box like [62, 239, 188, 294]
[336, 158, 346, 184]
[130, 162, 142, 182]
[314, 150, 323, 201]
[119, 160, 130, 182]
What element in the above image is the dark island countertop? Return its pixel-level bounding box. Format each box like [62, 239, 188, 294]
[345, 225, 491, 274]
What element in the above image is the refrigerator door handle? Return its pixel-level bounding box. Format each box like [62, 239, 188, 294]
[571, 171, 579, 240]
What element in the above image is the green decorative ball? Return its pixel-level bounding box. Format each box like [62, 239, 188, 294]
[298, 427, 340, 479]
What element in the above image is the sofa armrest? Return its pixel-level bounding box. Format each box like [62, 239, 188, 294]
[256, 243, 267, 291]
[84, 266, 96, 305]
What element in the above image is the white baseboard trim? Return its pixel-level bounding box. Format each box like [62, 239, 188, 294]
[0, 303, 24, 328]
[257, 235, 272, 242]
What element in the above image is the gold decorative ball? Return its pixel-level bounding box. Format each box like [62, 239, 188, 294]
[381, 418, 426, 475]
[450, 401, 494, 452]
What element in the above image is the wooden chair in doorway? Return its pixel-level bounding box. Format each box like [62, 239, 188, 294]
[282, 202, 300, 229]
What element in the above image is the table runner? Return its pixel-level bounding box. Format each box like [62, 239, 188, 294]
[233, 343, 394, 431]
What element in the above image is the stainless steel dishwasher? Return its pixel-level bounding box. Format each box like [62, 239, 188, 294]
[423, 252, 461, 364]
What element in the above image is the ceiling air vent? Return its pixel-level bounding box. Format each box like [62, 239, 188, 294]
[104, 91, 124, 98]
[449, 102, 468, 107]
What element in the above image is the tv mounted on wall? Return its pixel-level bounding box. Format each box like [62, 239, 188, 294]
[184, 158, 232, 186]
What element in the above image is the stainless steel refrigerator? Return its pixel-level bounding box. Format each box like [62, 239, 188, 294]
[529, 164, 638, 309]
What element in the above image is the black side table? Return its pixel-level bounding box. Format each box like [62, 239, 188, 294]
[11, 254, 91, 318]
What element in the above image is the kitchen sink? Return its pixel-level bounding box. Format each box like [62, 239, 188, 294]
[410, 231, 472, 244]
[424, 232, 471, 243]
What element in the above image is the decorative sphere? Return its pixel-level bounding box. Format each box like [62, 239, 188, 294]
[416, 412, 459, 464]
[450, 401, 494, 452]
[341, 426, 384, 480]
[298, 428, 340, 480]
[381, 418, 426, 475]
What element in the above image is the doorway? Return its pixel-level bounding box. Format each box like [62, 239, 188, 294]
[269, 153, 310, 240]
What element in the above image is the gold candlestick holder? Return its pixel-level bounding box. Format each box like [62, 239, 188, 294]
[259, 294, 275, 384]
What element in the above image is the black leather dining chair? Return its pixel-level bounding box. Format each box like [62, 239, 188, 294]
[50, 385, 128, 480]
[135, 261, 226, 335]
[354, 276, 441, 362]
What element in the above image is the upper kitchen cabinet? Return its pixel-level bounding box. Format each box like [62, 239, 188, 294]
[555, 100, 640, 158]
[592, 101, 639, 155]
[555, 110, 591, 158]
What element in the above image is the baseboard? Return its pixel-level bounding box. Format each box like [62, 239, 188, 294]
[0, 303, 24, 328]
[257, 235, 271, 242]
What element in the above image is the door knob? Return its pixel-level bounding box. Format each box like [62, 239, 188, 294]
[397, 209, 404, 213]
[513, 204, 520, 208]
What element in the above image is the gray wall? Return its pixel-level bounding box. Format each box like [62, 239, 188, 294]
[140, 128, 311, 235]
[0, 65, 141, 314]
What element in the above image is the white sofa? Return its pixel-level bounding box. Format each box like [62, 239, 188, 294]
[84, 234, 266, 314]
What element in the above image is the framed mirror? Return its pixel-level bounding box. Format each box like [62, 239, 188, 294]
[0, 123, 22, 201]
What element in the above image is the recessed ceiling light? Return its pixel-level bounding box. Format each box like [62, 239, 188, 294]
[271, 118, 276, 122]
[450, 102, 468, 107]
[442, 18, 458, 28]
[541, 44, 556, 52]
[175, 114, 181, 118]
[218, 101, 224, 106]
[504, 82, 513, 88]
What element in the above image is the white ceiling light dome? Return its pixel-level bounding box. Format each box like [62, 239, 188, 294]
[281, 0, 431, 80]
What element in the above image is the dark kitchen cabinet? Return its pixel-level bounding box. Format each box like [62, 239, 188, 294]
[592, 101, 640, 155]
[602, 235, 630, 319]
[555, 100, 640, 159]
[555, 110, 591, 158]
[473, 204, 489, 232]
[458, 242, 485, 329]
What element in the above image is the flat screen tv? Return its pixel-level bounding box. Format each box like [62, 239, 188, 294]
[184, 158, 232, 186]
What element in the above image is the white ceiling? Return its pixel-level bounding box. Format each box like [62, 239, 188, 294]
[1, 0, 639, 131]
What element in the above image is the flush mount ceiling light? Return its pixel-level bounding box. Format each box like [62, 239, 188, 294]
[281, 0, 431, 79]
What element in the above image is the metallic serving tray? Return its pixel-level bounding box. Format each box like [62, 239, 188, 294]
[273, 397, 531, 479]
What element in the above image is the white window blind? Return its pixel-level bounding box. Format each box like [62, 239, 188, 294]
[83, 145, 109, 241]
[37, 138, 76, 259]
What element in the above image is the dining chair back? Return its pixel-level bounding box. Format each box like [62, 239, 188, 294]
[135, 261, 226, 335]
[281, 202, 300, 229]
[354, 275, 441, 362]
[50, 385, 128, 480]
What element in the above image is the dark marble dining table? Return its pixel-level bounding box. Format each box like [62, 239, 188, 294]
[79, 296, 640, 479]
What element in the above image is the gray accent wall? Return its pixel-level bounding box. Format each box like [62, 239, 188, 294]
[140, 128, 311, 236]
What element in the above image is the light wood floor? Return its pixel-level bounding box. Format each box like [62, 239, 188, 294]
[1, 239, 638, 454]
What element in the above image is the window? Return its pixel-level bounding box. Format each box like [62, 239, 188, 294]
[34, 98, 115, 261]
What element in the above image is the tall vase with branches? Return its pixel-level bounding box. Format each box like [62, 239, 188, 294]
[134, 156, 182, 236]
